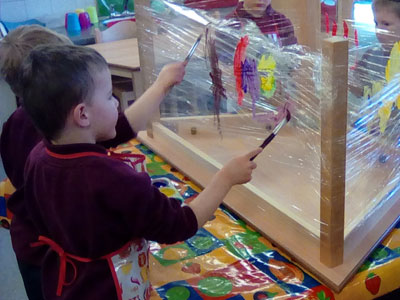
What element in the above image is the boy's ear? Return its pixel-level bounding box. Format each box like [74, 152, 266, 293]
[72, 103, 91, 128]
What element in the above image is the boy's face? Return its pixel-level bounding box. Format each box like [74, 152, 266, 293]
[87, 68, 119, 142]
[243, 0, 271, 13]
[374, 7, 400, 50]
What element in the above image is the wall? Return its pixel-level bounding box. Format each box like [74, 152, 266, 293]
[272, 0, 320, 50]
[0, 0, 96, 28]
[0, 79, 16, 129]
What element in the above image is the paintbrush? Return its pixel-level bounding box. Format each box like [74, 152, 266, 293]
[184, 33, 203, 64]
[250, 109, 291, 161]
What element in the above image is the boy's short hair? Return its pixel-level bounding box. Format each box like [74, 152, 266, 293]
[20, 45, 108, 140]
[0, 25, 72, 96]
[373, 0, 400, 18]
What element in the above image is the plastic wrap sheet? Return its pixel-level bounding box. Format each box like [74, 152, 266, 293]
[137, 1, 399, 240]
[344, 20, 400, 234]
[112, 140, 400, 300]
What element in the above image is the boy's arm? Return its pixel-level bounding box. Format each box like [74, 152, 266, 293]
[123, 62, 186, 133]
[188, 148, 261, 227]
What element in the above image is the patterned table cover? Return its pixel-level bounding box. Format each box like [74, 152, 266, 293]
[1, 139, 399, 299]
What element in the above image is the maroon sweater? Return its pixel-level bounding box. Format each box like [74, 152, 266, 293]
[0, 107, 135, 189]
[2, 107, 136, 265]
[184, 0, 238, 10]
[17, 140, 198, 300]
[226, 3, 297, 46]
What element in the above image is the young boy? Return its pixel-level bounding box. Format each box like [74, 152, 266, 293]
[226, 0, 297, 46]
[17, 44, 261, 300]
[0, 25, 185, 300]
[0, 25, 73, 300]
[352, 0, 400, 97]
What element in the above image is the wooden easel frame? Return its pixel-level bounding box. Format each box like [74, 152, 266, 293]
[135, 0, 400, 292]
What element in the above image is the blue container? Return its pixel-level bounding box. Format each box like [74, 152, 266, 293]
[66, 12, 81, 32]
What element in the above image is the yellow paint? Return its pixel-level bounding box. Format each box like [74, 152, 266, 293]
[378, 102, 393, 133]
[258, 54, 276, 72]
[372, 81, 384, 95]
[363, 86, 372, 101]
[385, 41, 400, 82]
[258, 54, 276, 96]
[364, 42, 400, 134]
[261, 75, 275, 92]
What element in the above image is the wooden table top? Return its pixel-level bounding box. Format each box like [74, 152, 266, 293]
[87, 38, 140, 71]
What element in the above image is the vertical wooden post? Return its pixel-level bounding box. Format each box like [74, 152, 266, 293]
[135, 0, 158, 138]
[320, 37, 348, 267]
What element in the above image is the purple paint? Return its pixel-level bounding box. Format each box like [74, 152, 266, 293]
[240, 58, 260, 118]
[206, 29, 226, 131]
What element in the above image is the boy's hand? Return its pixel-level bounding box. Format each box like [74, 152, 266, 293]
[219, 148, 262, 186]
[156, 62, 186, 93]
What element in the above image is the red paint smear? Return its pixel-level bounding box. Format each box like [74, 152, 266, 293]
[343, 20, 349, 38]
[354, 29, 359, 46]
[332, 21, 337, 36]
[350, 29, 359, 70]
[325, 12, 329, 33]
[233, 35, 249, 106]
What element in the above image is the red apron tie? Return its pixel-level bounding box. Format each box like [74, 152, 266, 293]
[31, 236, 93, 296]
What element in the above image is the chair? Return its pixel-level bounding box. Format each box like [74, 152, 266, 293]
[95, 21, 137, 111]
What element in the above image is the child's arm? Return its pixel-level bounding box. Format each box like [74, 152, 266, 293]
[123, 62, 186, 133]
[188, 147, 262, 228]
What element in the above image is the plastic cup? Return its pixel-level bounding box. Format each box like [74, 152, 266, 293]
[75, 8, 85, 14]
[79, 12, 91, 29]
[66, 12, 81, 32]
[86, 6, 99, 24]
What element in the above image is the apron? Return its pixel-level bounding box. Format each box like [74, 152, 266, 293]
[32, 149, 150, 300]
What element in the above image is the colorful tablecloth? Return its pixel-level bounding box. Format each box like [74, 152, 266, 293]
[1, 138, 399, 299]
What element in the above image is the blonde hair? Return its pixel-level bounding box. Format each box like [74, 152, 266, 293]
[0, 25, 72, 96]
[373, 0, 400, 19]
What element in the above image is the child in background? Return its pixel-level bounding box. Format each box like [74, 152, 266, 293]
[351, 0, 399, 155]
[17, 44, 260, 300]
[0, 25, 72, 300]
[0, 25, 186, 300]
[226, 0, 297, 47]
[352, 0, 400, 97]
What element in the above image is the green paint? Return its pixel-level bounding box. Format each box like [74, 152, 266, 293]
[165, 286, 190, 300]
[192, 236, 214, 250]
[198, 277, 233, 297]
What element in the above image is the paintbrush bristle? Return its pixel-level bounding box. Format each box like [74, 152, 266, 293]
[286, 109, 291, 122]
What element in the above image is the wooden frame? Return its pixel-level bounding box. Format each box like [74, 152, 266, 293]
[135, 0, 400, 292]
